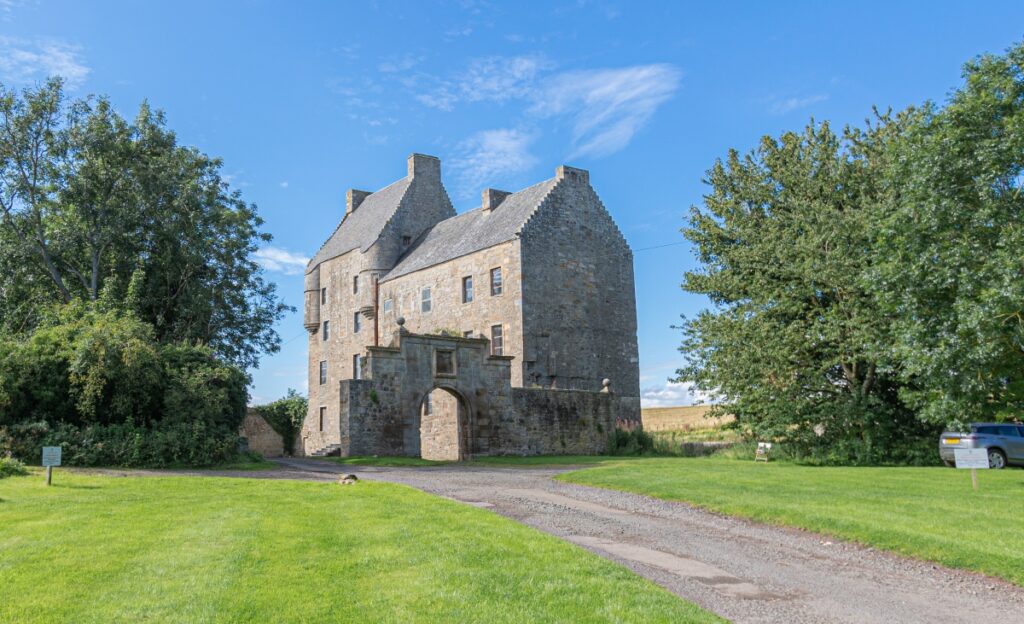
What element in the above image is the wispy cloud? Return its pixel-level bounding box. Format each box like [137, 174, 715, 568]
[413, 57, 680, 159]
[417, 55, 554, 111]
[768, 93, 828, 115]
[378, 53, 423, 74]
[0, 36, 90, 88]
[532, 64, 681, 158]
[641, 380, 712, 408]
[254, 246, 310, 275]
[279, 181, 289, 189]
[449, 128, 537, 200]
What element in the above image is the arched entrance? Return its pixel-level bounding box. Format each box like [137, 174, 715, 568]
[418, 386, 470, 461]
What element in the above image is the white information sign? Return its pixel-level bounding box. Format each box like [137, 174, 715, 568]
[954, 448, 989, 470]
[41, 446, 62, 467]
[755, 442, 772, 463]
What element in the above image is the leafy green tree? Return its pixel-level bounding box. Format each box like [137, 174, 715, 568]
[678, 117, 935, 463]
[0, 79, 289, 370]
[873, 42, 1024, 426]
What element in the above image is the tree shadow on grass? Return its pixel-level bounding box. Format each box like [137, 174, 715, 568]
[53, 484, 101, 490]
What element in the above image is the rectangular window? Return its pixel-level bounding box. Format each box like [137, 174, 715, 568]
[491, 324, 504, 356]
[321, 287, 327, 305]
[319, 406, 326, 431]
[383, 298, 393, 314]
[322, 320, 330, 341]
[353, 311, 361, 333]
[319, 361, 327, 385]
[353, 275, 359, 294]
[402, 235, 411, 248]
[462, 276, 474, 303]
[463, 330, 474, 338]
[490, 267, 503, 296]
[421, 287, 432, 313]
[435, 350, 455, 376]
[353, 354, 362, 380]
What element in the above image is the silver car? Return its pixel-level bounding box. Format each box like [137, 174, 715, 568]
[939, 423, 1024, 469]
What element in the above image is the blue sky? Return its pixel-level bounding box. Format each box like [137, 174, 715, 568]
[2, 1, 1020, 406]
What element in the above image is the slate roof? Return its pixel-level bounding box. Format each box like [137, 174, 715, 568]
[306, 177, 412, 272]
[382, 177, 558, 282]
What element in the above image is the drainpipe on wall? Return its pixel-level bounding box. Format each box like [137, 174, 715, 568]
[373, 275, 380, 347]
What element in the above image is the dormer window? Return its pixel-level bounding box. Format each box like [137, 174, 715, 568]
[402, 235, 412, 248]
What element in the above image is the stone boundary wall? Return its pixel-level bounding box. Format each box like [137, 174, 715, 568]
[239, 410, 285, 457]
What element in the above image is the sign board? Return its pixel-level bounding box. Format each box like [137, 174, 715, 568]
[41, 446, 62, 467]
[954, 448, 989, 470]
[755, 442, 772, 462]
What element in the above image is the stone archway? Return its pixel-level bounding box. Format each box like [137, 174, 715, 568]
[417, 385, 471, 461]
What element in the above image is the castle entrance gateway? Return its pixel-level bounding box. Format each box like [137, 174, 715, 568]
[307, 318, 620, 459]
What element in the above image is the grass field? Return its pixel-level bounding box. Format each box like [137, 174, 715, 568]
[0, 471, 720, 624]
[560, 457, 1024, 586]
[640, 405, 733, 432]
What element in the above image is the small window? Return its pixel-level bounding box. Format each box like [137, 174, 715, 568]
[353, 354, 362, 379]
[353, 275, 359, 294]
[490, 267, 503, 296]
[463, 330, 474, 338]
[322, 320, 330, 341]
[321, 287, 327, 305]
[402, 235, 412, 248]
[383, 298, 393, 314]
[353, 311, 361, 333]
[435, 350, 455, 376]
[491, 324, 504, 356]
[319, 361, 327, 385]
[421, 287, 432, 313]
[462, 276, 474, 303]
[318, 406, 326, 431]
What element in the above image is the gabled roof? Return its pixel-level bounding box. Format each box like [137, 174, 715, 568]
[382, 177, 558, 282]
[306, 177, 411, 272]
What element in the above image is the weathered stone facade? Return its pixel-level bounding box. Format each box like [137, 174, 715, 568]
[239, 410, 285, 458]
[301, 153, 639, 458]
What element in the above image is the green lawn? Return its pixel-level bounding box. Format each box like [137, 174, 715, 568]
[560, 457, 1024, 586]
[324, 454, 640, 468]
[0, 471, 720, 624]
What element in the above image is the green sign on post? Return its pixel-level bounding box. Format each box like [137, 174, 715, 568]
[41, 446, 61, 486]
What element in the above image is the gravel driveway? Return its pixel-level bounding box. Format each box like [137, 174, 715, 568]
[91, 458, 1024, 623]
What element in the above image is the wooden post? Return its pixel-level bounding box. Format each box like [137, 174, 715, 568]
[46, 465, 52, 486]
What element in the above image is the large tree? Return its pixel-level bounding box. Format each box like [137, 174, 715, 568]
[0, 79, 288, 369]
[873, 42, 1024, 426]
[678, 116, 935, 463]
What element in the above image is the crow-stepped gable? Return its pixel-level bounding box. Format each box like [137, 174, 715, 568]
[301, 153, 640, 459]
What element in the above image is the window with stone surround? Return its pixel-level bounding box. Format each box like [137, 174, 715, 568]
[318, 406, 326, 431]
[491, 324, 504, 355]
[421, 287, 432, 313]
[383, 298, 393, 314]
[319, 361, 327, 385]
[353, 354, 362, 379]
[353, 275, 359, 294]
[353, 311, 361, 333]
[462, 275, 474, 303]
[435, 349, 455, 377]
[490, 267, 503, 296]
[322, 320, 329, 341]
[321, 287, 327, 305]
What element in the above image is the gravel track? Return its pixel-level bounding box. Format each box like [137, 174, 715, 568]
[85, 458, 1024, 623]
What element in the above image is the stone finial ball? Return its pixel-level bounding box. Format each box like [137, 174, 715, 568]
[602, 378, 611, 388]
[397, 316, 406, 326]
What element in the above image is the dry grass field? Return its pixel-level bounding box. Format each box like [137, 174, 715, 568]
[641, 405, 733, 432]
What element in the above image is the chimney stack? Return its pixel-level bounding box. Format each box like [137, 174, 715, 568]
[555, 165, 590, 185]
[346, 189, 371, 216]
[481, 188, 511, 212]
[407, 153, 441, 180]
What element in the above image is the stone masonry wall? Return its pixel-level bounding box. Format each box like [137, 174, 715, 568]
[519, 166, 641, 420]
[239, 410, 285, 458]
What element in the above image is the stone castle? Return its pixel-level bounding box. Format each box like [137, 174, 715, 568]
[300, 153, 639, 459]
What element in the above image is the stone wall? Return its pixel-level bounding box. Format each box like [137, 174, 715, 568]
[518, 166, 641, 419]
[239, 410, 285, 458]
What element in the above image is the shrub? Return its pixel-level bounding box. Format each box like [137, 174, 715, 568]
[608, 427, 655, 456]
[0, 455, 28, 478]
